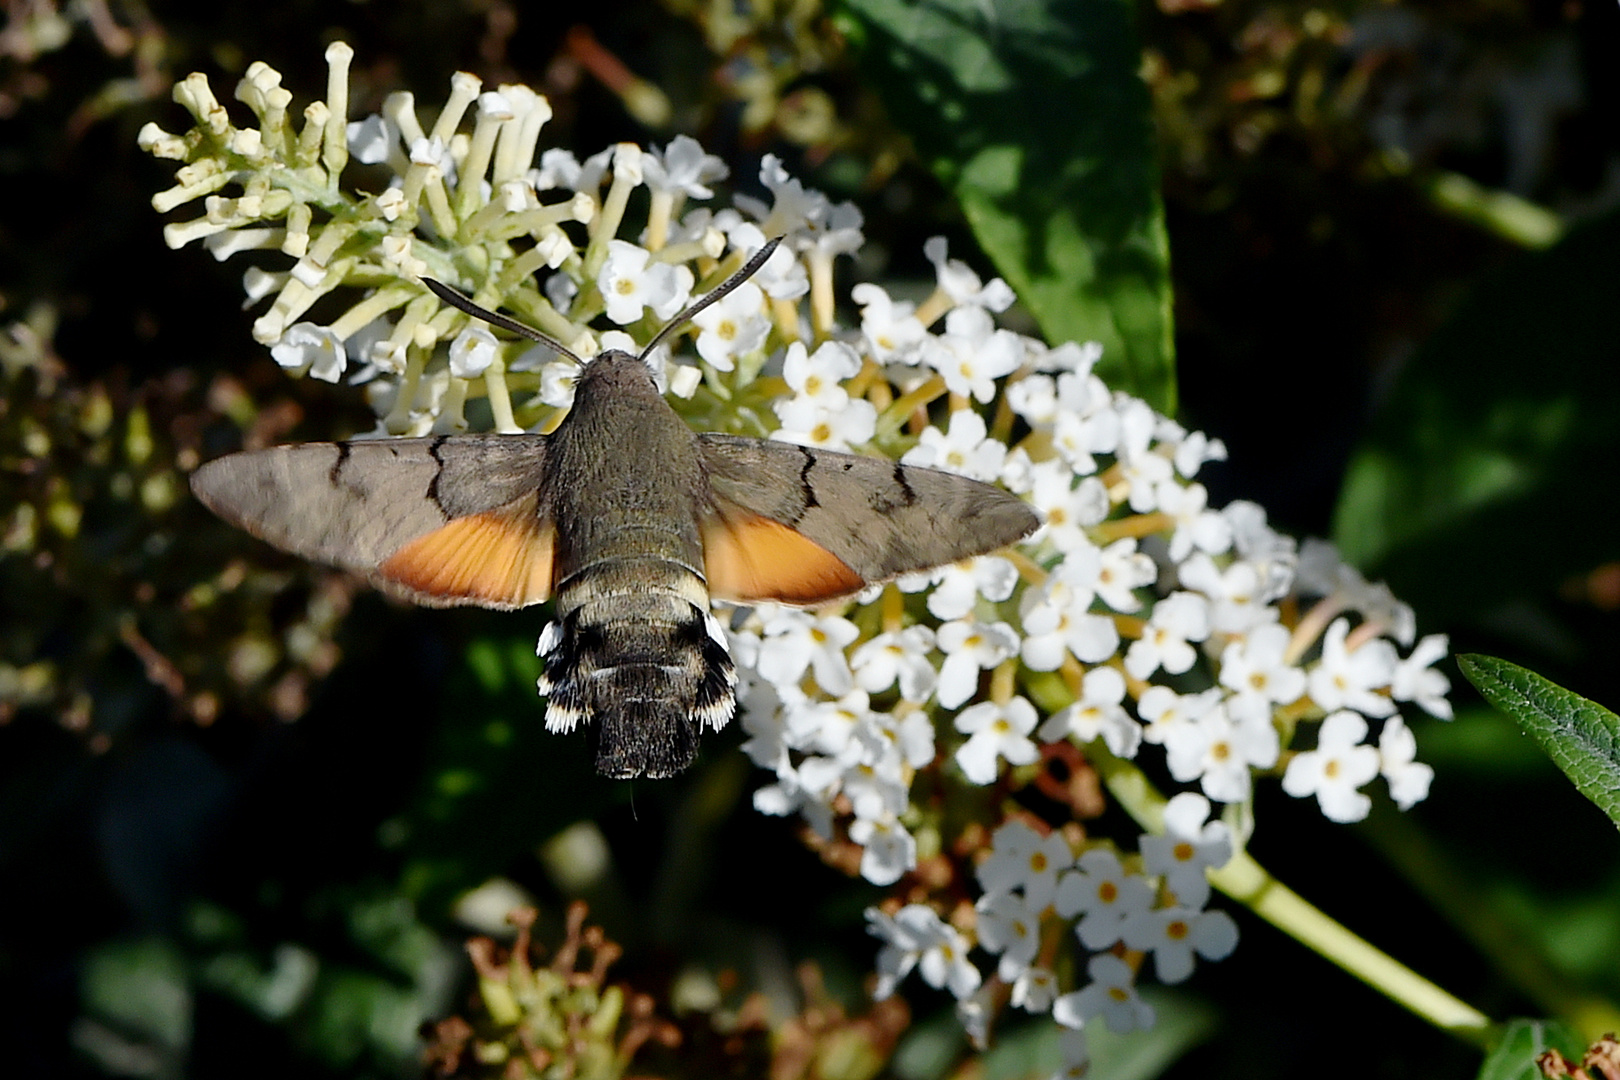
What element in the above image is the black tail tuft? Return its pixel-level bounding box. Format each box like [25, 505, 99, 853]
[592, 699, 700, 779]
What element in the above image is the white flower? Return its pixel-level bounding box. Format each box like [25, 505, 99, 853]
[1121, 905, 1239, 983]
[854, 282, 927, 364]
[1392, 634, 1453, 719]
[975, 819, 1074, 910]
[868, 904, 944, 999]
[1282, 710, 1382, 822]
[1051, 402, 1121, 477]
[1053, 848, 1156, 949]
[935, 618, 1019, 709]
[690, 280, 768, 371]
[923, 235, 1015, 311]
[1027, 463, 1110, 551]
[271, 322, 345, 382]
[1218, 623, 1307, 706]
[781, 340, 859, 409]
[346, 113, 397, 163]
[1307, 618, 1398, 718]
[1179, 552, 1283, 636]
[975, 890, 1042, 979]
[851, 626, 938, 703]
[755, 608, 858, 695]
[1038, 666, 1141, 759]
[752, 755, 839, 839]
[924, 306, 1023, 402]
[1018, 561, 1120, 671]
[1138, 685, 1223, 747]
[1378, 715, 1434, 810]
[784, 689, 873, 761]
[849, 815, 917, 886]
[902, 410, 1008, 482]
[1125, 591, 1211, 680]
[1052, 953, 1154, 1034]
[955, 697, 1040, 784]
[448, 323, 498, 378]
[771, 394, 877, 450]
[1094, 537, 1157, 612]
[642, 133, 727, 197]
[1140, 792, 1233, 909]
[1155, 480, 1233, 562]
[1164, 696, 1280, 804]
[597, 239, 693, 325]
[925, 555, 1019, 622]
[725, 221, 809, 299]
[1010, 966, 1058, 1013]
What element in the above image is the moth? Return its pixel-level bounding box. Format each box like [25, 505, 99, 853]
[191, 240, 1040, 778]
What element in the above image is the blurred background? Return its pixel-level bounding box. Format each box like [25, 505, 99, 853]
[2, 0, 1618, 1076]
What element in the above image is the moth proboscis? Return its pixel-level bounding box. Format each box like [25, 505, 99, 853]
[191, 239, 1041, 778]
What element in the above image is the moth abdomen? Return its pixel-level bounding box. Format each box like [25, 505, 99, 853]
[538, 564, 736, 778]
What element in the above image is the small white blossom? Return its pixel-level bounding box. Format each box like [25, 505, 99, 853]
[1038, 665, 1141, 759]
[1282, 710, 1382, 822]
[1156, 480, 1233, 562]
[925, 555, 1019, 621]
[755, 608, 858, 695]
[1053, 848, 1156, 949]
[690, 279, 768, 371]
[597, 239, 692, 325]
[1138, 688, 1218, 753]
[1009, 967, 1058, 1013]
[1378, 716, 1434, 810]
[781, 339, 859, 410]
[1125, 591, 1211, 680]
[934, 618, 1019, 709]
[853, 283, 927, 365]
[976, 819, 1074, 910]
[771, 394, 877, 450]
[1218, 622, 1307, 706]
[925, 306, 1023, 402]
[902, 410, 1008, 482]
[1164, 696, 1280, 804]
[975, 890, 1042, 980]
[1027, 463, 1110, 551]
[271, 322, 346, 382]
[955, 697, 1040, 784]
[851, 626, 937, 703]
[1307, 617, 1399, 718]
[849, 815, 918, 886]
[1140, 792, 1233, 909]
[448, 323, 498, 378]
[924, 235, 1016, 311]
[1121, 905, 1239, 983]
[1392, 634, 1453, 719]
[1179, 552, 1283, 636]
[642, 133, 727, 198]
[1053, 953, 1154, 1034]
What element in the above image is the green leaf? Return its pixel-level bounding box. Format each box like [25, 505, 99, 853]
[1474, 1017, 1583, 1080]
[1458, 654, 1620, 828]
[839, 0, 1176, 412]
[1332, 209, 1620, 623]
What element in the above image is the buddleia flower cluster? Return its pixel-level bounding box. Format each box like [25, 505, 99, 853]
[143, 45, 1454, 1076]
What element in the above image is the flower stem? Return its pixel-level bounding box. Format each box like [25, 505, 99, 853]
[1209, 850, 1493, 1047]
[1088, 747, 1495, 1047]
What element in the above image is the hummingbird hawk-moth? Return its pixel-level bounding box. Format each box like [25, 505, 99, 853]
[191, 241, 1040, 778]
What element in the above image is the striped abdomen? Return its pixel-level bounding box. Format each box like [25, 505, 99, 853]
[536, 554, 735, 778]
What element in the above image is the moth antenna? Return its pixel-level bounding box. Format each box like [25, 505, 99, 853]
[637, 236, 784, 363]
[421, 278, 585, 368]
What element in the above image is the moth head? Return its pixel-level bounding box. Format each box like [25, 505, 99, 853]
[420, 236, 783, 388]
